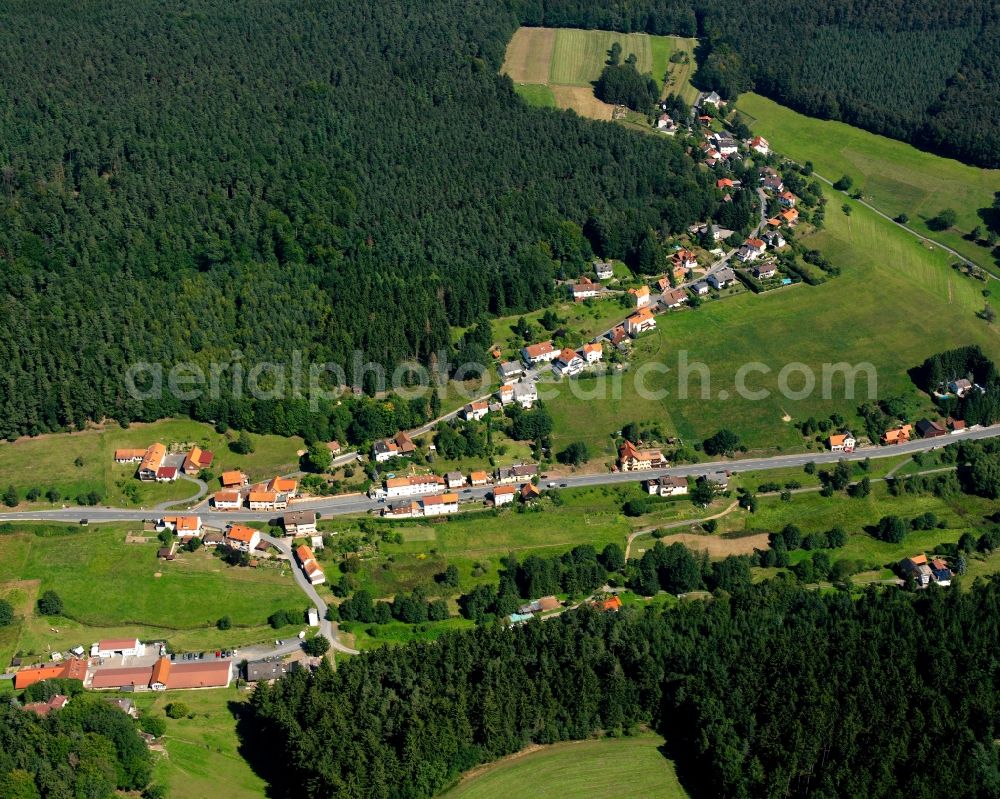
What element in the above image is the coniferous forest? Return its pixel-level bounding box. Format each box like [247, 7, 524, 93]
[0, 0, 997, 440]
[246, 579, 1000, 799]
[0, 0, 718, 440]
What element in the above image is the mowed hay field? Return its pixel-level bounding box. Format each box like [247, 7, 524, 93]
[502, 27, 699, 118]
[0, 524, 304, 664]
[443, 736, 689, 799]
[736, 93, 1000, 268]
[547, 183, 1000, 454]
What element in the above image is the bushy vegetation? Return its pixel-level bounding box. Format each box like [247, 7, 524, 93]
[0, 695, 154, 797]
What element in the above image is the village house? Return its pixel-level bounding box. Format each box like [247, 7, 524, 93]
[628, 285, 651, 308]
[497, 383, 515, 405]
[384, 500, 421, 518]
[749, 135, 769, 155]
[283, 510, 317, 536]
[626, 308, 656, 337]
[582, 341, 603, 364]
[661, 288, 689, 309]
[22, 694, 71, 716]
[462, 400, 490, 421]
[245, 659, 288, 683]
[751, 262, 778, 280]
[609, 325, 629, 350]
[929, 557, 953, 586]
[692, 281, 710, 295]
[221, 470, 249, 488]
[213, 490, 242, 510]
[571, 278, 600, 301]
[827, 432, 856, 453]
[948, 378, 973, 397]
[916, 418, 948, 439]
[14, 658, 88, 690]
[760, 167, 783, 193]
[295, 544, 326, 585]
[326, 440, 342, 456]
[518, 595, 561, 614]
[155, 466, 178, 483]
[385, 474, 446, 498]
[716, 177, 736, 190]
[780, 208, 799, 226]
[225, 524, 261, 552]
[158, 515, 202, 539]
[553, 347, 585, 378]
[710, 132, 739, 156]
[737, 238, 766, 263]
[513, 381, 538, 408]
[595, 595, 623, 612]
[182, 447, 214, 475]
[492, 484, 516, 506]
[778, 191, 797, 208]
[114, 448, 146, 464]
[645, 475, 689, 496]
[248, 490, 281, 511]
[520, 482, 541, 502]
[445, 471, 465, 489]
[137, 443, 167, 481]
[707, 267, 737, 290]
[203, 531, 226, 547]
[618, 440, 665, 471]
[93, 638, 145, 659]
[701, 471, 730, 491]
[422, 492, 460, 517]
[948, 417, 967, 432]
[900, 554, 932, 587]
[881, 424, 913, 445]
[673, 249, 698, 271]
[656, 113, 677, 133]
[372, 439, 399, 462]
[498, 360, 526, 382]
[469, 470, 489, 486]
[698, 90, 722, 108]
[521, 341, 558, 365]
[595, 261, 614, 280]
[495, 463, 539, 484]
[763, 230, 786, 249]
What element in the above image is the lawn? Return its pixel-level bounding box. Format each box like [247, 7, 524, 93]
[502, 27, 698, 120]
[0, 524, 305, 665]
[720, 482, 996, 570]
[137, 686, 268, 799]
[548, 183, 1000, 453]
[736, 93, 1000, 269]
[513, 82, 556, 108]
[0, 417, 304, 507]
[442, 735, 689, 799]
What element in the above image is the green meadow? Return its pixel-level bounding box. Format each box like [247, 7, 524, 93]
[548, 182, 1000, 454]
[736, 93, 1000, 268]
[137, 687, 268, 799]
[443, 735, 689, 799]
[0, 524, 304, 665]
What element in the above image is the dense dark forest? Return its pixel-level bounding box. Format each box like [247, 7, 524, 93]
[532, 0, 1000, 167]
[0, 0, 717, 440]
[246, 579, 1000, 798]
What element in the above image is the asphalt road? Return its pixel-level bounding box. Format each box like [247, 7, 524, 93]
[3, 425, 995, 527]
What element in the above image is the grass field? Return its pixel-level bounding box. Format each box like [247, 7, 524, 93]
[736, 93, 1000, 269]
[137, 687, 267, 799]
[547, 182, 1000, 453]
[443, 735, 689, 799]
[0, 417, 304, 507]
[502, 28, 699, 120]
[0, 524, 304, 665]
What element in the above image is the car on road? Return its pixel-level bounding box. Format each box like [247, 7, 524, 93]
[559, 483, 568, 488]
[79, 518, 89, 526]
[547, 482, 557, 488]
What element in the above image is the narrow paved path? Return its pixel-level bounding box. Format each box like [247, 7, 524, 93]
[260, 532, 359, 657]
[153, 474, 207, 511]
[625, 500, 740, 559]
[811, 171, 996, 279]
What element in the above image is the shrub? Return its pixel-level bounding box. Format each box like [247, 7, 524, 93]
[37, 590, 63, 616]
[303, 635, 331, 656]
[165, 702, 189, 719]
